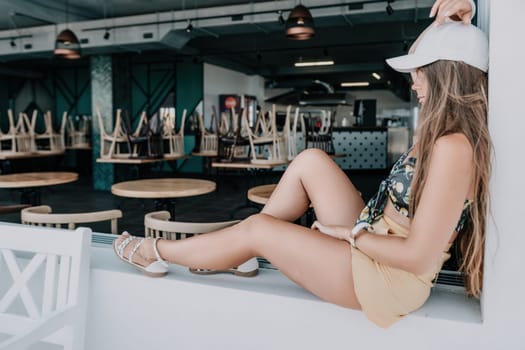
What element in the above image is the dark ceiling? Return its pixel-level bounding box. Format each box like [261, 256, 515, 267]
[0, 0, 438, 101]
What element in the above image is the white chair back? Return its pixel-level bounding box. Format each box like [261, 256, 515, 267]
[0, 223, 91, 350]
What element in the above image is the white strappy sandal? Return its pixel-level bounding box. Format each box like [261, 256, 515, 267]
[113, 232, 169, 277]
[189, 257, 259, 277]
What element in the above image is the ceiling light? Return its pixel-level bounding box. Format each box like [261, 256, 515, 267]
[103, 29, 110, 40]
[54, 28, 81, 59]
[372, 72, 381, 80]
[341, 82, 370, 87]
[285, 4, 315, 40]
[386, 1, 394, 16]
[294, 59, 334, 67]
[185, 20, 193, 33]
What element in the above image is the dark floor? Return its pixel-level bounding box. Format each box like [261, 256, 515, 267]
[0, 164, 388, 236]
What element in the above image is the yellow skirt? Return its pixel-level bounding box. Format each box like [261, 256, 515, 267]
[351, 215, 450, 328]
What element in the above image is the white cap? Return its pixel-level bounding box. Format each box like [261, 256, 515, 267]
[386, 22, 489, 73]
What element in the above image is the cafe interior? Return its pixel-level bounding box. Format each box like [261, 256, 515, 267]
[1, 1, 522, 349]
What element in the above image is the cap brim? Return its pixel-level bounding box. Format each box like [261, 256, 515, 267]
[386, 54, 438, 73]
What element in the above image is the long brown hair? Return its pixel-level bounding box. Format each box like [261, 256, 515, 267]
[409, 60, 491, 297]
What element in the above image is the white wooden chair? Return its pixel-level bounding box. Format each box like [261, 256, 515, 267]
[161, 107, 186, 158]
[244, 105, 286, 164]
[33, 111, 67, 152]
[0, 222, 91, 350]
[96, 107, 129, 159]
[144, 210, 258, 276]
[21, 205, 123, 234]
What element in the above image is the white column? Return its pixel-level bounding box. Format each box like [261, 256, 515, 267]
[483, 0, 525, 345]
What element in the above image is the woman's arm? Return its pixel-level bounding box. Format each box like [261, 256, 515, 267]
[355, 134, 474, 275]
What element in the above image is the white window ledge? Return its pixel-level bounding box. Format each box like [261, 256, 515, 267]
[87, 236, 485, 350]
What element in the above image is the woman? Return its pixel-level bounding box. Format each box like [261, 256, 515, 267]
[113, 0, 489, 328]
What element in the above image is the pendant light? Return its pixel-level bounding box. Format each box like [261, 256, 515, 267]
[285, 4, 315, 40]
[54, 0, 81, 59]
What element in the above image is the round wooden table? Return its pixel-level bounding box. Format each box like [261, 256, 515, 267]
[247, 184, 277, 205]
[111, 178, 216, 217]
[0, 171, 79, 205]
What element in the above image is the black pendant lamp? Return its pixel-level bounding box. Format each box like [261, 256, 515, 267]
[285, 4, 315, 40]
[54, 0, 81, 59]
[54, 28, 81, 59]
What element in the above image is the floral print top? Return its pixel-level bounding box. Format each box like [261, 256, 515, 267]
[356, 145, 471, 233]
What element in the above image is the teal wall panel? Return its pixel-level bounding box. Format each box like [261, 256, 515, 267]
[91, 55, 114, 190]
[176, 62, 203, 172]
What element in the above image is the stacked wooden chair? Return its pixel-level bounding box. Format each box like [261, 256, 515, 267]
[33, 110, 67, 152]
[0, 109, 36, 153]
[96, 107, 130, 159]
[304, 110, 335, 155]
[122, 111, 163, 159]
[66, 115, 91, 149]
[160, 107, 186, 158]
[244, 105, 286, 164]
[197, 106, 219, 156]
[217, 107, 250, 162]
[282, 105, 302, 161]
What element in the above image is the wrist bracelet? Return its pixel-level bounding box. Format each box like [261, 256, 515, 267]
[349, 222, 372, 248]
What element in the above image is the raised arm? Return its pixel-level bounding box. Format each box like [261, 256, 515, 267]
[354, 134, 474, 275]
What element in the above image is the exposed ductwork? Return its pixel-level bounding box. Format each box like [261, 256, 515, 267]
[0, 0, 434, 60]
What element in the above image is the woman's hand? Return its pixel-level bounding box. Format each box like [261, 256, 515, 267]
[430, 0, 475, 25]
[311, 221, 350, 242]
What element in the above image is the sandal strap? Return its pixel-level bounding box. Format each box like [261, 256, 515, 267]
[151, 238, 168, 267]
[128, 238, 145, 263]
[116, 236, 134, 258]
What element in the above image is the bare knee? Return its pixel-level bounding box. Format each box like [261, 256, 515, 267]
[294, 148, 331, 165]
[238, 213, 276, 255]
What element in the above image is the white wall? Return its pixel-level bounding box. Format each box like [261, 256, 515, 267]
[482, 0, 525, 345]
[203, 63, 265, 122]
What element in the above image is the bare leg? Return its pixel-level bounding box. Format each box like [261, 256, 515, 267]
[263, 148, 365, 226]
[115, 149, 365, 308]
[153, 213, 361, 309]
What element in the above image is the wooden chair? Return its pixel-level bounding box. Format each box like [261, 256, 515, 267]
[161, 107, 186, 158]
[197, 106, 219, 156]
[0, 222, 90, 350]
[0, 203, 30, 214]
[283, 105, 302, 161]
[33, 110, 67, 152]
[244, 105, 286, 164]
[122, 111, 163, 159]
[144, 210, 258, 275]
[217, 108, 250, 162]
[67, 115, 90, 148]
[96, 107, 129, 159]
[21, 205, 123, 234]
[304, 110, 335, 154]
[145, 210, 239, 240]
[2, 109, 36, 153]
